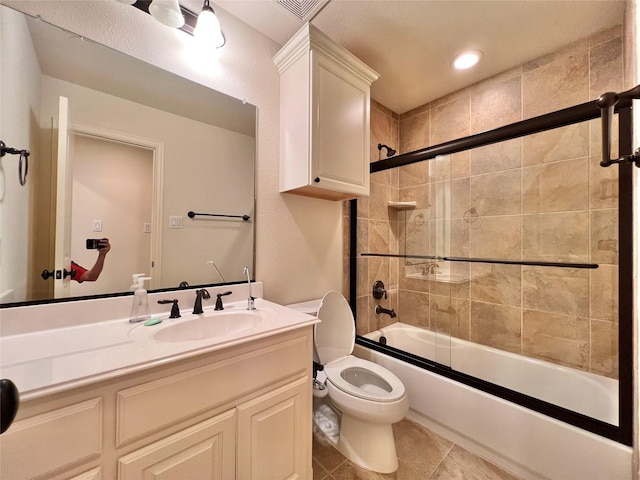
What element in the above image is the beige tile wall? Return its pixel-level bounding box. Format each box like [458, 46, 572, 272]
[348, 25, 623, 379]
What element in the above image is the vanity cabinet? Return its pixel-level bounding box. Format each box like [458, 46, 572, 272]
[274, 23, 379, 201]
[0, 327, 313, 480]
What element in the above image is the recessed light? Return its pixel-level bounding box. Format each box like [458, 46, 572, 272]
[452, 50, 483, 70]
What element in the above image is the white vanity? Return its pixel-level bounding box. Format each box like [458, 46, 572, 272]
[0, 284, 317, 480]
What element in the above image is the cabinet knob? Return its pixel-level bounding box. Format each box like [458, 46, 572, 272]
[314, 177, 320, 183]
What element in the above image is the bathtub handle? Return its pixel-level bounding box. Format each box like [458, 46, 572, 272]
[372, 280, 387, 300]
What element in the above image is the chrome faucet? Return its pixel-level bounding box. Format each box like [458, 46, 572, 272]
[243, 266, 256, 310]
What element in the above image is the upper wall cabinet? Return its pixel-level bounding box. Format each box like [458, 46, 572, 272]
[274, 23, 379, 201]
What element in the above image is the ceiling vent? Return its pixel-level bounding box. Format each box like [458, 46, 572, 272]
[275, 0, 330, 22]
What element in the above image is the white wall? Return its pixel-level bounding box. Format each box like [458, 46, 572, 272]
[2, 0, 343, 306]
[0, 7, 42, 301]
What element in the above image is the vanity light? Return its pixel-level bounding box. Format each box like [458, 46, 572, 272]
[149, 0, 185, 28]
[452, 50, 483, 70]
[194, 0, 225, 48]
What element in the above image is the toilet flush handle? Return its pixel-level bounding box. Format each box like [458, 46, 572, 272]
[372, 280, 387, 300]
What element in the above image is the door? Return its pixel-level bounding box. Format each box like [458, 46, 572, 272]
[53, 96, 73, 298]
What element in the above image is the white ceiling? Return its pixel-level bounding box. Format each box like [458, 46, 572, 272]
[209, 0, 627, 114]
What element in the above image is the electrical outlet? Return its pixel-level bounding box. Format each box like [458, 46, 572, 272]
[170, 216, 183, 229]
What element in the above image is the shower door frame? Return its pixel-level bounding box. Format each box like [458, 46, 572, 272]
[350, 97, 634, 446]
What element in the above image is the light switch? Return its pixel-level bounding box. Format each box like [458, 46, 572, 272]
[170, 216, 183, 229]
[143, 223, 151, 233]
[93, 220, 103, 232]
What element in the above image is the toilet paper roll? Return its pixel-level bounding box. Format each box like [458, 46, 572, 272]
[314, 410, 339, 437]
[318, 404, 339, 425]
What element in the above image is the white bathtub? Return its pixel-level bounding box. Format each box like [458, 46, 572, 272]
[367, 322, 618, 424]
[357, 322, 632, 480]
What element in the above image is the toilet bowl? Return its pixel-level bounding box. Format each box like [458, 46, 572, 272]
[315, 291, 409, 474]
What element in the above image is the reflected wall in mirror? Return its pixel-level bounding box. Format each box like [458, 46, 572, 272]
[0, 4, 256, 306]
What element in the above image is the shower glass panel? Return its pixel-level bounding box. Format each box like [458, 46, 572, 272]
[391, 118, 620, 426]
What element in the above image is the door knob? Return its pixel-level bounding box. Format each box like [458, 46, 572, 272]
[41, 269, 55, 280]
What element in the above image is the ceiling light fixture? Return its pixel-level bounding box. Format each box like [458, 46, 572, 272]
[194, 0, 225, 48]
[452, 50, 483, 70]
[148, 0, 185, 28]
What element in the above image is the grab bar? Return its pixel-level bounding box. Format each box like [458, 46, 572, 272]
[187, 211, 250, 221]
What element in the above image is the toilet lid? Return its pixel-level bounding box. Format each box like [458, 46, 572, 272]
[315, 291, 355, 365]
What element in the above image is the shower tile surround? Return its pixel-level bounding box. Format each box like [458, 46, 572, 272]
[348, 25, 623, 380]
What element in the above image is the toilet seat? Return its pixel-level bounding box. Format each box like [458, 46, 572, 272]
[316, 291, 406, 403]
[323, 356, 406, 402]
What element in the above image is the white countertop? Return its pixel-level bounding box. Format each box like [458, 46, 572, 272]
[0, 297, 318, 401]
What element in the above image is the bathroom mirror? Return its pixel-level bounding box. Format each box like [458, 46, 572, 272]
[0, 4, 256, 306]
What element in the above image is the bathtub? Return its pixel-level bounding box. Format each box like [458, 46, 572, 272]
[356, 322, 632, 480]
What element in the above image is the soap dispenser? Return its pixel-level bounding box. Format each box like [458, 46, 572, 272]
[129, 274, 151, 323]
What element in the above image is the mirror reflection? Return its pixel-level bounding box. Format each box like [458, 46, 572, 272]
[0, 4, 256, 306]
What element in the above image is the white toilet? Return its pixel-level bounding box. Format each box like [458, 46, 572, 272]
[314, 291, 409, 474]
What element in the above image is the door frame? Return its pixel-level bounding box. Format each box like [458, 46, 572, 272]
[71, 123, 164, 289]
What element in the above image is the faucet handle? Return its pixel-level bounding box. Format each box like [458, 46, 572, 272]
[158, 299, 181, 318]
[214, 291, 233, 311]
[372, 280, 387, 300]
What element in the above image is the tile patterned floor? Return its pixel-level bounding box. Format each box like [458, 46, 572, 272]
[312, 418, 523, 480]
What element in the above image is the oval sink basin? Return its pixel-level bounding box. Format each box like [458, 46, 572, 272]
[152, 311, 264, 343]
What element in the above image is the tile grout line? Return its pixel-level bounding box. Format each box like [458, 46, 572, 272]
[426, 443, 456, 479]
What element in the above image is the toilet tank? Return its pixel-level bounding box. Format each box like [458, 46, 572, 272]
[285, 299, 322, 316]
[286, 299, 323, 363]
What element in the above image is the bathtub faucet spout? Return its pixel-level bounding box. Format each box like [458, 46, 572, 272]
[375, 304, 397, 318]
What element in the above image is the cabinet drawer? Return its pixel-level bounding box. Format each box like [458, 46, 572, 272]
[116, 333, 309, 445]
[0, 398, 102, 479]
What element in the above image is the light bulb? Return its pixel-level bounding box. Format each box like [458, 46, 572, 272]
[195, 1, 225, 48]
[149, 0, 185, 28]
[452, 50, 483, 70]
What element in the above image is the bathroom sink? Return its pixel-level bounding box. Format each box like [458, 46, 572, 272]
[150, 310, 266, 343]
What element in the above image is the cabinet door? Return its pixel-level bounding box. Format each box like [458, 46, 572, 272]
[118, 410, 235, 480]
[237, 376, 312, 480]
[311, 51, 370, 197]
